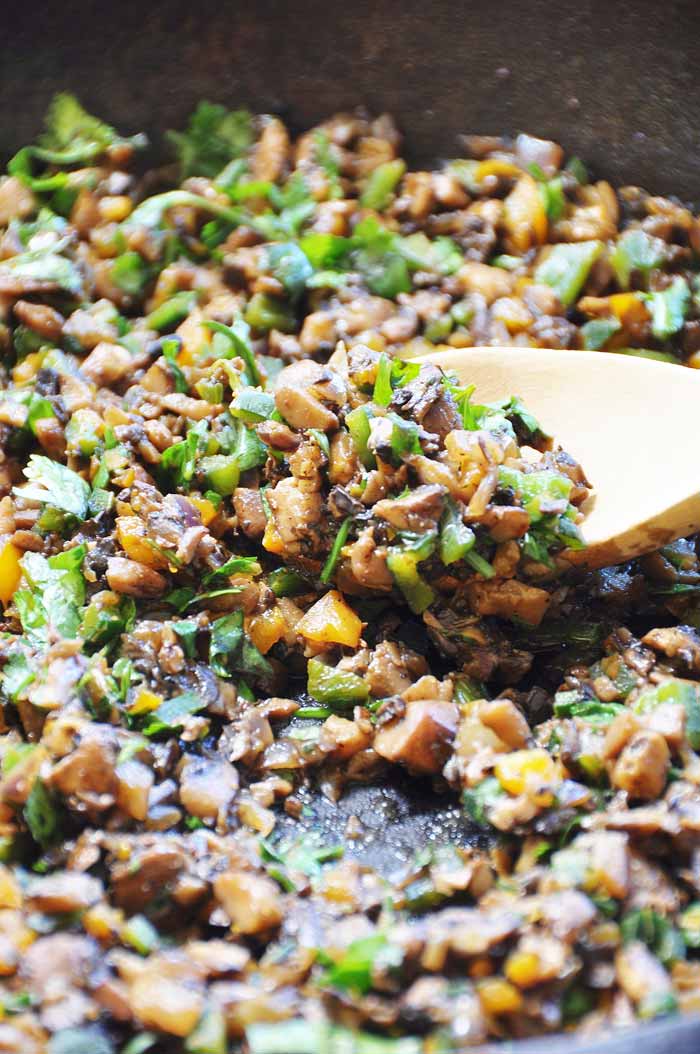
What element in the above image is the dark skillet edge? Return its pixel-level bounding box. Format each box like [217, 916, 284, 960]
[3, 0, 700, 1051]
[476, 1013, 700, 1054]
[1, 0, 700, 203]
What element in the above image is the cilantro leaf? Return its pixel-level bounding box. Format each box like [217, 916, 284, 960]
[644, 276, 691, 340]
[167, 102, 253, 179]
[209, 610, 272, 682]
[14, 455, 90, 519]
[0, 244, 83, 295]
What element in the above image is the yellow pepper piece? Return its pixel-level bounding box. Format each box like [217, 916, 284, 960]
[262, 519, 285, 556]
[0, 541, 22, 608]
[504, 950, 542, 989]
[475, 159, 522, 181]
[12, 351, 44, 385]
[0, 865, 22, 910]
[247, 606, 287, 655]
[188, 496, 218, 527]
[503, 174, 547, 253]
[608, 292, 649, 326]
[128, 689, 163, 715]
[116, 517, 169, 570]
[296, 590, 363, 649]
[478, 977, 523, 1014]
[494, 748, 557, 801]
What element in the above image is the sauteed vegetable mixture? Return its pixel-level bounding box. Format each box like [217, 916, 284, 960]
[1, 96, 700, 1052]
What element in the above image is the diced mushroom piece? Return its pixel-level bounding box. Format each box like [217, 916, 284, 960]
[458, 261, 515, 304]
[20, 933, 100, 1030]
[233, 488, 267, 539]
[540, 890, 597, 941]
[13, 300, 65, 340]
[80, 342, 133, 385]
[178, 756, 239, 825]
[478, 698, 530, 749]
[449, 908, 522, 956]
[106, 557, 167, 597]
[603, 711, 640, 761]
[0, 176, 36, 225]
[25, 872, 103, 914]
[213, 870, 283, 935]
[478, 505, 530, 542]
[642, 626, 700, 675]
[364, 640, 428, 697]
[615, 941, 673, 1007]
[374, 699, 459, 774]
[466, 579, 550, 626]
[575, 831, 630, 899]
[49, 728, 118, 809]
[111, 844, 186, 912]
[253, 117, 291, 182]
[128, 954, 205, 1037]
[347, 527, 394, 592]
[115, 760, 154, 822]
[319, 715, 372, 759]
[266, 478, 322, 554]
[274, 360, 345, 432]
[612, 730, 670, 801]
[505, 934, 567, 988]
[373, 484, 446, 533]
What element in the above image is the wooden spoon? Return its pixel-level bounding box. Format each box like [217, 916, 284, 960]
[420, 347, 700, 570]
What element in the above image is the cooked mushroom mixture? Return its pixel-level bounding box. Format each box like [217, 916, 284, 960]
[1, 96, 700, 1053]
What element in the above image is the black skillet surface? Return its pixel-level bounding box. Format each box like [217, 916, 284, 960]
[3, 1, 700, 1049]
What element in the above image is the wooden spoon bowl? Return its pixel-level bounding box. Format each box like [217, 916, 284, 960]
[420, 347, 700, 569]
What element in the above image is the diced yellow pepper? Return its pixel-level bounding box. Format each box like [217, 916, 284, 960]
[83, 902, 124, 941]
[12, 351, 44, 385]
[0, 865, 22, 910]
[503, 174, 547, 253]
[475, 159, 522, 182]
[116, 517, 169, 570]
[478, 977, 524, 1014]
[494, 748, 557, 802]
[0, 541, 22, 608]
[688, 351, 700, 370]
[103, 405, 132, 428]
[608, 292, 649, 326]
[262, 519, 285, 555]
[247, 606, 287, 655]
[128, 689, 163, 715]
[504, 950, 542, 989]
[188, 496, 218, 527]
[176, 307, 210, 365]
[98, 195, 133, 223]
[296, 590, 363, 649]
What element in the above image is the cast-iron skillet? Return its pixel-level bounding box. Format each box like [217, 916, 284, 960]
[3, 1, 700, 1050]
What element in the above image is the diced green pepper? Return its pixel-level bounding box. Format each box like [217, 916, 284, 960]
[634, 678, 700, 749]
[386, 533, 436, 614]
[645, 276, 690, 340]
[267, 567, 309, 597]
[245, 292, 296, 333]
[360, 160, 406, 210]
[345, 405, 375, 468]
[65, 409, 102, 456]
[553, 690, 625, 726]
[147, 290, 198, 332]
[307, 657, 369, 708]
[121, 914, 160, 955]
[581, 317, 621, 350]
[111, 251, 149, 296]
[534, 240, 603, 306]
[611, 228, 666, 288]
[198, 455, 240, 496]
[439, 499, 476, 565]
[680, 902, 700, 948]
[231, 388, 276, 423]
